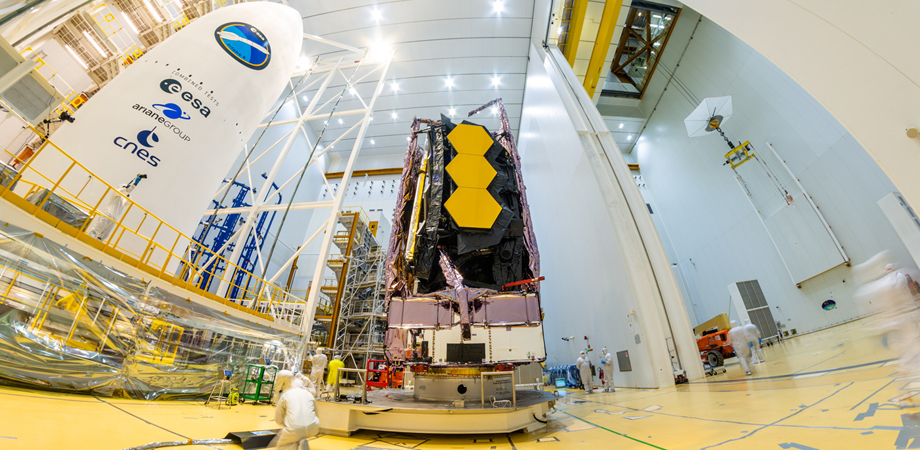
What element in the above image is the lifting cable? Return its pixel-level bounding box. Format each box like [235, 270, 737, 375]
[258, 51, 371, 294]
[195, 57, 320, 272]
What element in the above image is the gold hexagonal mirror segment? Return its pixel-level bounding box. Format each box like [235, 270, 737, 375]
[446, 154, 497, 188]
[444, 187, 502, 229]
[447, 123, 494, 156]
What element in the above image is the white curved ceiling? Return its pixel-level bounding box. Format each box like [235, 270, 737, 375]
[291, 0, 535, 158]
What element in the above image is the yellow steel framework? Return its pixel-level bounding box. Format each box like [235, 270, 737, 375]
[562, 0, 589, 66]
[582, 0, 624, 97]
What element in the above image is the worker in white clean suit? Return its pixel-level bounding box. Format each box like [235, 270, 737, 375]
[575, 350, 593, 394]
[742, 320, 765, 363]
[308, 349, 327, 392]
[86, 183, 134, 241]
[294, 372, 316, 396]
[273, 370, 294, 404]
[271, 378, 320, 450]
[600, 347, 615, 393]
[726, 320, 753, 376]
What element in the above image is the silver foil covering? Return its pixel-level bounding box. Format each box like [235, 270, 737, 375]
[0, 222, 300, 400]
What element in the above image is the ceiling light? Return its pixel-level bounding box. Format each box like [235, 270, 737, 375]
[491, 75, 501, 87]
[627, 135, 633, 141]
[491, 106, 498, 115]
[445, 77, 454, 89]
[493, 0, 504, 13]
[366, 42, 391, 62]
[121, 13, 139, 34]
[338, 118, 343, 124]
[653, 42, 661, 46]
[665, 16, 672, 20]
[371, 7, 382, 22]
[449, 107, 456, 116]
[556, 26, 563, 36]
[370, 139, 375, 145]
[391, 81, 399, 92]
[64, 45, 87, 69]
[391, 111, 398, 119]
[83, 31, 107, 57]
[653, 14, 661, 18]
[349, 87, 357, 95]
[369, 116, 374, 121]
[302, 95, 309, 101]
[406, 136, 411, 142]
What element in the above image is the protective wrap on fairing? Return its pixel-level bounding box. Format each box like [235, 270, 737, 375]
[0, 223, 300, 400]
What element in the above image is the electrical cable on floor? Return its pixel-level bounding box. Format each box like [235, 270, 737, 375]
[120, 438, 232, 450]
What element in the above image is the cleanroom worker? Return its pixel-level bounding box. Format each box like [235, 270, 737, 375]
[326, 355, 345, 392]
[726, 320, 753, 375]
[601, 347, 615, 392]
[576, 350, 593, 394]
[742, 320, 765, 363]
[271, 378, 319, 450]
[308, 349, 327, 391]
[273, 370, 294, 403]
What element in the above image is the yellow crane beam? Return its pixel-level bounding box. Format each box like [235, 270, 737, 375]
[582, 0, 624, 98]
[563, 0, 590, 66]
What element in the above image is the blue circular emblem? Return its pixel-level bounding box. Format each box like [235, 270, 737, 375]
[214, 22, 271, 70]
[821, 300, 836, 311]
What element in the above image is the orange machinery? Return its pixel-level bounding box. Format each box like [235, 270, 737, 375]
[697, 328, 735, 367]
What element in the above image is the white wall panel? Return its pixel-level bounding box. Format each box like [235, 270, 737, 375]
[635, 16, 912, 335]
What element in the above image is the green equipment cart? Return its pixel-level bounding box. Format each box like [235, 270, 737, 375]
[239, 364, 277, 404]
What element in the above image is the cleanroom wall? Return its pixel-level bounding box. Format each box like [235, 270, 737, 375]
[633, 15, 910, 335]
[518, 42, 701, 388]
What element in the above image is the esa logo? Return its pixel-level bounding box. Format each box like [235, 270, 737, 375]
[160, 79, 211, 117]
[152, 103, 190, 120]
[214, 22, 271, 70]
[113, 127, 162, 167]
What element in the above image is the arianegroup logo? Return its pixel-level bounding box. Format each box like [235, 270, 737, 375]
[214, 22, 271, 70]
[152, 103, 190, 120]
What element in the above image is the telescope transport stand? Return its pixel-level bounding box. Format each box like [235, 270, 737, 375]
[316, 388, 556, 436]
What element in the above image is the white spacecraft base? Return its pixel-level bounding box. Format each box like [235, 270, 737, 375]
[316, 389, 557, 436]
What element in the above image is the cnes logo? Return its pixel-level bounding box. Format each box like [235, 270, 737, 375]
[113, 127, 161, 167]
[160, 79, 211, 118]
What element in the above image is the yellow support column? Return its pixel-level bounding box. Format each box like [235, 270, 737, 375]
[563, 0, 590, 66]
[582, 0, 623, 97]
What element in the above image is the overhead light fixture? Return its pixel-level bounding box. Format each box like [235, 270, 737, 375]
[619, 123, 624, 129]
[65, 45, 88, 69]
[557, 26, 563, 36]
[445, 77, 454, 89]
[338, 118, 343, 124]
[391, 81, 399, 92]
[406, 136, 411, 142]
[653, 14, 661, 18]
[302, 95, 309, 102]
[366, 42, 391, 62]
[370, 139, 375, 145]
[491, 75, 501, 87]
[83, 31, 108, 57]
[371, 7, 382, 22]
[654, 42, 661, 46]
[391, 111, 398, 119]
[349, 87, 357, 95]
[493, 0, 504, 13]
[491, 106, 498, 115]
[627, 135, 633, 141]
[449, 107, 456, 116]
[144, 0, 163, 23]
[121, 13, 139, 34]
[665, 16, 672, 20]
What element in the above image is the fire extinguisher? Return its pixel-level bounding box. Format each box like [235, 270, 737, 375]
[599, 368, 605, 385]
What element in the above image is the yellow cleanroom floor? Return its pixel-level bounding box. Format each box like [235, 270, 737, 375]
[1, 318, 916, 450]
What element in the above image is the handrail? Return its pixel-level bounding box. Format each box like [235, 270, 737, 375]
[0, 99, 304, 329]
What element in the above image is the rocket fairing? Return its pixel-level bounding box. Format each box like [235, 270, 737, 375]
[45, 3, 303, 236]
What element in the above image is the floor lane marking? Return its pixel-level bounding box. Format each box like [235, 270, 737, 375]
[700, 382, 854, 449]
[561, 411, 666, 449]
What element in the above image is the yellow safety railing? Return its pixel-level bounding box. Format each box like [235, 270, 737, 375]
[0, 100, 304, 328]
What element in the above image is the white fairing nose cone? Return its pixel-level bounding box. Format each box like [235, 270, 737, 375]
[47, 3, 303, 236]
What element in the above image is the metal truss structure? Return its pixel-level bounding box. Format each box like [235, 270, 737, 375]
[329, 211, 387, 379]
[193, 34, 394, 333]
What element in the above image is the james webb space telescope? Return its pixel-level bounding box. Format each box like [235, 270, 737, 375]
[384, 100, 546, 401]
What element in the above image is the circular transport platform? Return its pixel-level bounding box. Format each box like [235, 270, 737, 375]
[316, 389, 557, 436]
